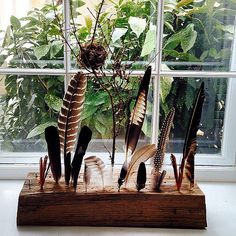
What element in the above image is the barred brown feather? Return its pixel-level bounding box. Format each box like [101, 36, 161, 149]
[58, 72, 87, 156]
[125, 66, 152, 160]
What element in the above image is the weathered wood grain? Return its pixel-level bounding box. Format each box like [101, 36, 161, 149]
[17, 172, 207, 228]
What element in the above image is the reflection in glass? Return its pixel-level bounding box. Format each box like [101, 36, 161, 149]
[162, 0, 236, 71]
[160, 76, 226, 154]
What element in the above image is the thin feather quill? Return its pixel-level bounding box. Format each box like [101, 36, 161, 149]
[178, 82, 205, 190]
[71, 126, 92, 191]
[45, 126, 61, 183]
[57, 72, 87, 184]
[125, 144, 156, 184]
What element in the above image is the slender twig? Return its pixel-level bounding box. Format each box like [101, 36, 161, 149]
[91, 0, 105, 44]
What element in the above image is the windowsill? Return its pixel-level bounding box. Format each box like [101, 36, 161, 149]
[1, 164, 236, 182]
[0, 180, 235, 235]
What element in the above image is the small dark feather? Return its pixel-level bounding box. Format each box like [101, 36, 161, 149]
[64, 152, 71, 185]
[72, 126, 92, 191]
[156, 170, 166, 192]
[136, 162, 146, 192]
[45, 126, 61, 183]
[118, 161, 128, 191]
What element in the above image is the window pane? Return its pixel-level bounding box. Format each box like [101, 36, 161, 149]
[0, 74, 64, 152]
[160, 77, 227, 155]
[67, 0, 157, 70]
[162, 0, 236, 71]
[0, 0, 64, 69]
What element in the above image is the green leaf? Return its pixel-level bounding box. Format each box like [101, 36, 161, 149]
[10, 16, 21, 30]
[163, 49, 200, 61]
[164, 24, 197, 53]
[112, 28, 128, 43]
[2, 26, 12, 47]
[141, 26, 156, 57]
[34, 45, 50, 60]
[81, 106, 97, 120]
[128, 16, 146, 38]
[44, 94, 62, 112]
[177, 0, 194, 8]
[50, 41, 63, 59]
[27, 121, 57, 139]
[84, 15, 92, 32]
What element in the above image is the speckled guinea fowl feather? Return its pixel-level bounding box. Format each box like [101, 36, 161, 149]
[57, 72, 87, 184]
[178, 82, 205, 190]
[124, 66, 152, 160]
[58, 72, 87, 156]
[153, 108, 175, 172]
[84, 156, 105, 191]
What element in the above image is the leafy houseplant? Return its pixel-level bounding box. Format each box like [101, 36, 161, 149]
[0, 0, 233, 155]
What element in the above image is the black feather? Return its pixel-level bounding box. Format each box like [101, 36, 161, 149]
[45, 126, 61, 183]
[136, 162, 146, 192]
[72, 126, 92, 191]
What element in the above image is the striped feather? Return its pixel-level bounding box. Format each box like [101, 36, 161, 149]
[58, 73, 87, 155]
[84, 156, 105, 191]
[124, 66, 152, 160]
[57, 72, 87, 184]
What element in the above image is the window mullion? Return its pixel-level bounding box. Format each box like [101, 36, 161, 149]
[63, 0, 71, 90]
[151, 0, 165, 144]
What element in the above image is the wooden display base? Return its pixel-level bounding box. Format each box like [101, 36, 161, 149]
[17, 172, 207, 228]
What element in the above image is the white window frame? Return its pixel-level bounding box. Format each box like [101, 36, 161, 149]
[0, 0, 236, 179]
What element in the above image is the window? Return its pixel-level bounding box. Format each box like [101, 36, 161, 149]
[0, 0, 236, 170]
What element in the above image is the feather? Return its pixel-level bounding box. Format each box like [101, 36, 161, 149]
[118, 66, 152, 189]
[84, 156, 105, 191]
[64, 152, 71, 185]
[136, 162, 146, 192]
[125, 144, 156, 185]
[153, 108, 175, 172]
[39, 155, 48, 190]
[178, 82, 205, 191]
[125, 66, 152, 160]
[118, 161, 128, 191]
[83, 164, 91, 192]
[156, 170, 166, 192]
[71, 126, 92, 191]
[57, 72, 87, 184]
[170, 154, 178, 187]
[45, 126, 61, 183]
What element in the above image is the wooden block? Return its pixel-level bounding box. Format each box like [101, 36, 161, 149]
[17, 172, 207, 228]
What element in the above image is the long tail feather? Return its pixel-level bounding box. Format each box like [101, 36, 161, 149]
[45, 126, 61, 183]
[125, 66, 152, 160]
[118, 66, 152, 189]
[72, 126, 92, 191]
[170, 154, 179, 188]
[178, 82, 205, 190]
[136, 162, 146, 192]
[58, 72, 87, 184]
